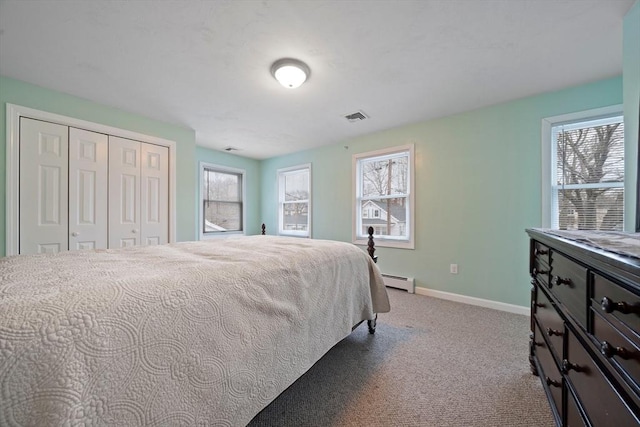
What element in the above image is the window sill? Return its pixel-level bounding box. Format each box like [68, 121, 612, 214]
[200, 231, 245, 240]
[353, 237, 414, 250]
[278, 232, 310, 238]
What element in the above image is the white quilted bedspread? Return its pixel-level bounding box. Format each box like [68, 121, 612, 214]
[0, 236, 389, 426]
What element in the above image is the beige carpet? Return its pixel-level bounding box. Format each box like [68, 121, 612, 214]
[248, 289, 555, 426]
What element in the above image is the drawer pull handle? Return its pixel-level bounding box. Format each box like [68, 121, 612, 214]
[550, 276, 571, 287]
[561, 359, 582, 374]
[532, 267, 548, 277]
[534, 248, 548, 256]
[534, 302, 545, 308]
[600, 341, 630, 360]
[546, 328, 563, 337]
[545, 377, 561, 388]
[600, 296, 639, 315]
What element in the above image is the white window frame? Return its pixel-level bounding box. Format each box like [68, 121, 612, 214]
[199, 162, 246, 239]
[541, 105, 624, 229]
[277, 163, 312, 237]
[352, 144, 415, 249]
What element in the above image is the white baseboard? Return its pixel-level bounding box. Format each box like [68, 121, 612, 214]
[413, 287, 530, 316]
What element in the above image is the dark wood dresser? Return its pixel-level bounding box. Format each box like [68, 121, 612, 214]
[527, 228, 640, 426]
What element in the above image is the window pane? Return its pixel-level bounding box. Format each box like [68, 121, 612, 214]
[203, 170, 240, 202]
[203, 201, 242, 232]
[360, 197, 407, 238]
[557, 187, 623, 231]
[553, 118, 624, 231]
[361, 155, 409, 198]
[284, 170, 309, 202]
[283, 202, 309, 231]
[556, 122, 624, 186]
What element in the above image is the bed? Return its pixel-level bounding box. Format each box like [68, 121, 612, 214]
[0, 232, 390, 426]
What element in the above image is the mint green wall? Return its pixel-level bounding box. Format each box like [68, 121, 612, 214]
[623, 0, 639, 231]
[261, 77, 623, 307]
[0, 75, 197, 256]
[195, 146, 262, 236]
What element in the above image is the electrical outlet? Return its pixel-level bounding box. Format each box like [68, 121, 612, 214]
[450, 264, 458, 274]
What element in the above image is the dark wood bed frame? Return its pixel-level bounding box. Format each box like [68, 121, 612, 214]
[260, 224, 379, 334]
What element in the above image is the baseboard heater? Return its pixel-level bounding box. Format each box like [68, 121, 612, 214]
[381, 273, 415, 294]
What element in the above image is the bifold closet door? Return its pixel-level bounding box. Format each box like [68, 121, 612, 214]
[108, 137, 169, 248]
[109, 136, 142, 248]
[141, 143, 169, 245]
[19, 118, 69, 254]
[68, 128, 108, 250]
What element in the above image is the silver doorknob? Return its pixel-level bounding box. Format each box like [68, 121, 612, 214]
[132, 229, 138, 234]
[71, 232, 79, 237]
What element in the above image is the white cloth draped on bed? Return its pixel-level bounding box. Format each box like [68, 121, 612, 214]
[0, 236, 390, 426]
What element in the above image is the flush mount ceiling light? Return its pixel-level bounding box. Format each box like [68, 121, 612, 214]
[271, 58, 310, 89]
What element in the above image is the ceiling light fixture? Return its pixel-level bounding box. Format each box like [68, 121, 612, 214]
[271, 58, 310, 89]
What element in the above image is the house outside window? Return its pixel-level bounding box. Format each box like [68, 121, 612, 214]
[353, 144, 414, 249]
[542, 106, 624, 231]
[278, 164, 311, 237]
[200, 163, 245, 238]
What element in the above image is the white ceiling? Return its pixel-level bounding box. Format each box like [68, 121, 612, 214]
[0, 0, 634, 159]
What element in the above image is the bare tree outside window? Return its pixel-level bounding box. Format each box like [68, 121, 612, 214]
[554, 118, 624, 231]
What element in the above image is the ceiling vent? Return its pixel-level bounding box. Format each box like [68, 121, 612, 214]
[344, 111, 368, 122]
[223, 146, 241, 152]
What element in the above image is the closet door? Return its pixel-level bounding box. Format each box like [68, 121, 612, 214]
[108, 136, 141, 248]
[19, 118, 69, 254]
[69, 128, 108, 250]
[141, 143, 169, 245]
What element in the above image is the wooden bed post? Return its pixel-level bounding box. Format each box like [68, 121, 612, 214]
[367, 226, 378, 264]
[261, 223, 266, 235]
[366, 226, 378, 334]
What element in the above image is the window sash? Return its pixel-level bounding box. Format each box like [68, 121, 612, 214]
[359, 154, 409, 199]
[202, 201, 243, 233]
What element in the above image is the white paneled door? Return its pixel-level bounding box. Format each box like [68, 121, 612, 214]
[141, 143, 169, 246]
[69, 128, 108, 250]
[20, 118, 69, 254]
[109, 136, 142, 248]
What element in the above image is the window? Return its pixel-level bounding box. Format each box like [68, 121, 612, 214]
[200, 163, 245, 238]
[353, 144, 414, 249]
[542, 106, 624, 231]
[278, 164, 311, 237]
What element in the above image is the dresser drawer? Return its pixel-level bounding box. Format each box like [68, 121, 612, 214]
[566, 386, 588, 427]
[535, 287, 564, 363]
[592, 309, 640, 391]
[565, 328, 639, 426]
[534, 319, 563, 420]
[593, 273, 640, 336]
[533, 240, 550, 265]
[550, 251, 588, 328]
[532, 256, 551, 287]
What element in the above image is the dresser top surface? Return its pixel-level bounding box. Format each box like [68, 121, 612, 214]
[527, 228, 640, 288]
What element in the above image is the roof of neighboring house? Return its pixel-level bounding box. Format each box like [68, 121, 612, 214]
[204, 219, 226, 232]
